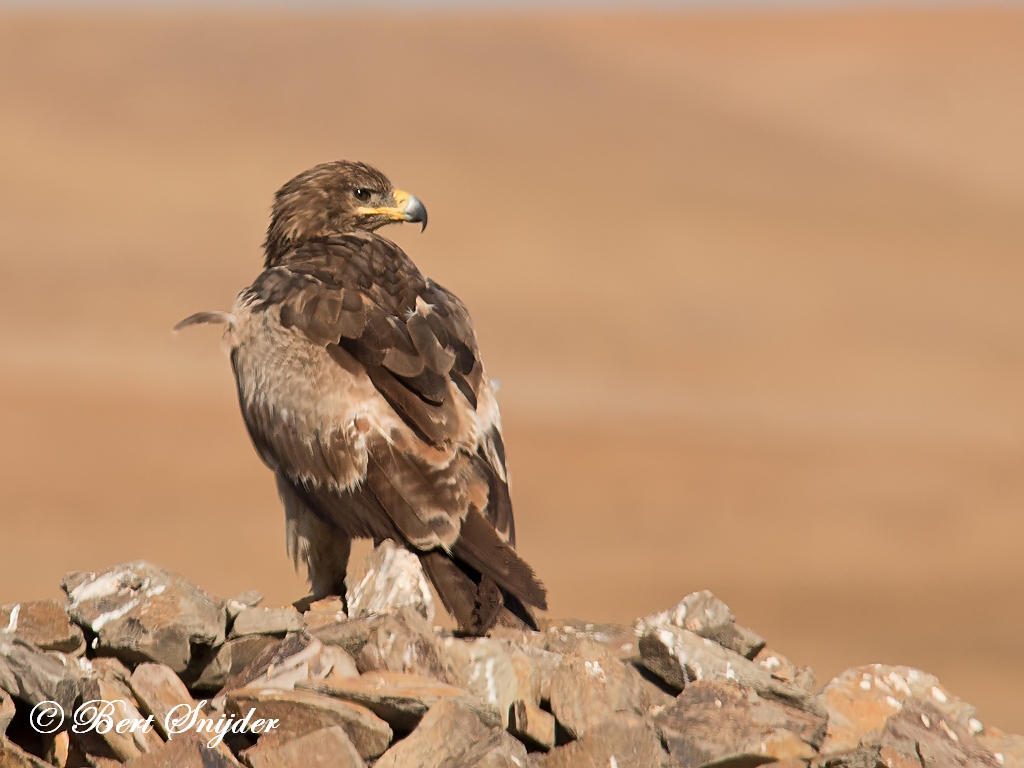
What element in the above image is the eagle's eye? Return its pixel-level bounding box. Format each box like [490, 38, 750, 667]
[353, 189, 372, 203]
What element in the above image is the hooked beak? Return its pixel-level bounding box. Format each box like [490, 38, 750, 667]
[358, 189, 428, 231]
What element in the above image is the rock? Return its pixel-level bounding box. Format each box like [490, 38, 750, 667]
[242, 724, 365, 768]
[0, 739, 51, 768]
[187, 634, 279, 691]
[538, 714, 666, 768]
[356, 609, 457, 685]
[299, 671, 493, 734]
[877, 699, 998, 767]
[634, 590, 766, 659]
[129, 663, 195, 740]
[117, 733, 243, 767]
[548, 638, 656, 739]
[0, 635, 80, 713]
[508, 699, 556, 750]
[976, 729, 1024, 768]
[639, 625, 823, 716]
[300, 597, 347, 631]
[62, 562, 226, 673]
[506, 645, 562, 704]
[318, 645, 360, 681]
[76, 676, 163, 762]
[228, 607, 302, 638]
[818, 664, 979, 754]
[226, 590, 264, 621]
[213, 632, 326, 706]
[1, 601, 85, 656]
[538, 618, 638, 661]
[755, 646, 817, 692]
[345, 539, 434, 623]
[442, 637, 519, 725]
[373, 697, 528, 768]
[225, 688, 392, 761]
[654, 679, 828, 767]
[0, 689, 15, 739]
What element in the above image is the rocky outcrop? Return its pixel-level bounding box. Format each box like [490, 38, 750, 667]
[0, 545, 1020, 768]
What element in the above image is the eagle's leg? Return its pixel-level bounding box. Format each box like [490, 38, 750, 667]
[278, 473, 353, 607]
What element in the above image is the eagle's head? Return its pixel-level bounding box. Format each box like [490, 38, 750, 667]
[264, 160, 427, 266]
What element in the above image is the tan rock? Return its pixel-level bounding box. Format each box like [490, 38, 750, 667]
[229, 607, 302, 639]
[877, 699, 998, 768]
[548, 638, 655, 739]
[242, 725, 365, 768]
[345, 539, 435, 623]
[118, 733, 243, 767]
[977, 729, 1024, 768]
[226, 590, 264, 620]
[539, 618, 638, 661]
[818, 664, 979, 754]
[443, 637, 519, 725]
[538, 714, 666, 768]
[129, 663, 195, 740]
[77, 676, 163, 762]
[301, 597, 347, 631]
[654, 679, 827, 767]
[225, 688, 392, 760]
[298, 671, 493, 733]
[508, 699, 556, 750]
[373, 697, 527, 768]
[0, 688, 15, 738]
[42, 730, 70, 768]
[633, 590, 766, 659]
[213, 632, 324, 707]
[0, 739, 51, 768]
[356, 610, 457, 685]
[0, 601, 85, 655]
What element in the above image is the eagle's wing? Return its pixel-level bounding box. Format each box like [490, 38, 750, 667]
[238, 233, 544, 627]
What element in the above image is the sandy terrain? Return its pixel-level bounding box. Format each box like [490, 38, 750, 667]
[1, 7, 1023, 729]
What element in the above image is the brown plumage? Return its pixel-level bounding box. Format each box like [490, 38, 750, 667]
[177, 160, 546, 634]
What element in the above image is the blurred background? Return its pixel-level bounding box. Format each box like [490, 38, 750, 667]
[1, 1, 1023, 729]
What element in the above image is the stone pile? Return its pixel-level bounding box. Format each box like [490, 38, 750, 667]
[0, 540, 1021, 767]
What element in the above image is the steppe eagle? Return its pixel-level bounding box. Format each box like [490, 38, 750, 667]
[177, 160, 546, 634]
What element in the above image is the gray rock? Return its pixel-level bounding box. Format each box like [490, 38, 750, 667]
[373, 697, 528, 768]
[299, 671, 495, 734]
[633, 590, 765, 659]
[0, 634, 79, 712]
[537, 714, 666, 768]
[62, 561, 226, 673]
[212, 632, 330, 709]
[508, 699, 556, 750]
[242, 725, 366, 768]
[129, 662, 195, 740]
[818, 664, 980, 755]
[346, 539, 435, 623]
[226, 590, 264, 621]
[356, 609, 457, 685]
[654, 679, 828, 767]
[1, 601, 85, 656]
[225, 688, 392, 761]
[639, 625, 823, 716]
[547, 638, 656, 739]
[229, 607, 302, 638]
[187, 634, 279, 691]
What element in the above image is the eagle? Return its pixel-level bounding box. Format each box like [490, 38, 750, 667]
[177, 160, 546, 634]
